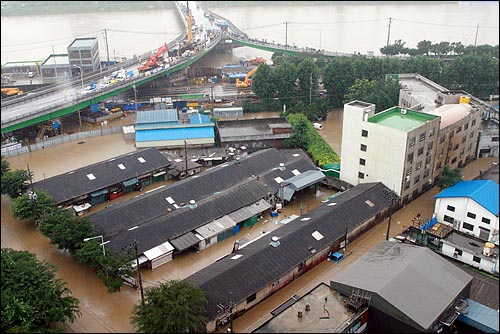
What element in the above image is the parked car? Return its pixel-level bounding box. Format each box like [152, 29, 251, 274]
[120, 274, 139, 289]
[28, 71, 36, 78]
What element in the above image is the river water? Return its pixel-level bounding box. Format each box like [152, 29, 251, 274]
[1, 2, 499, 65]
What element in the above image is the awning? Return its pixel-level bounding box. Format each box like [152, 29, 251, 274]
[122, 177, 139, 187]
[130, 255, 149, 270]
[152, 171, 167, 177]
[90, 189, 108, 197]
[143, 241, 175, 261]
[228, 199, 272, 223]
[73, 202, 91, 212]
[168, 169, 181, 176]
[170, 232, 200, 252]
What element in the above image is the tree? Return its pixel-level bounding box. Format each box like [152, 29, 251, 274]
[10, 190, 54, 222]
[416, 40, 433, 55]
[296, 58, 319, 104]
[344, 78, 400, 113]
[284, 114, 310, 149]
[131, 280, 207, 333]
[380, 39, 407, 56]
[1, 168, 31, 199]
[1, 248, 80, 333]
[251, 63, 276, 108]
[38, 208, 95, 252]
[274, 61, 298, 108]
[1, 156, 10, 177]
[437, 164, 463, 189]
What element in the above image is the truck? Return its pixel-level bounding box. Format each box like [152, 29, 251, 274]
[138, 43, 169, 72]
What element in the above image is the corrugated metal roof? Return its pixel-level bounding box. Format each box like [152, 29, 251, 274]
[136, 109, 178, 124]
[170, 232, 200, 252]
[458, 298, 499, 333]
[143, 240, 174, 260]
[286, 169, 326, 190]
[435, 180, 499, 215]
[189, 113, 212, 125]
[332, 241, 473, 330]
[227, 199, 272, 223]
[135, 126, 215, 142]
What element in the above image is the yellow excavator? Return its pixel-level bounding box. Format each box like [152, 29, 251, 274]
[1, 87, 24, 98]
[235, 67, 258, 88]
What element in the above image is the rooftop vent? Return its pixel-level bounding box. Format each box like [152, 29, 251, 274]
[188, 199, 197, 209]
[401, 108, 407, 115]
[270, 236, 280, 247]
[279, 163, 286, 171]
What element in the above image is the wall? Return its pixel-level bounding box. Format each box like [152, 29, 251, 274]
[441, 242, 498, 274]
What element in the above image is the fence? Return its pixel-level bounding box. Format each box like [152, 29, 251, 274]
[1, 126, 123, 158]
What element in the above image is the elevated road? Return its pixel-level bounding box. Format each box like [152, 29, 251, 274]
[2, 1, 359, 135]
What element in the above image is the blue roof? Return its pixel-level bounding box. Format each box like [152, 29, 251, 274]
[136, 126, 214, 142]
[136, 109, 178, 124]
[435, 180, 499, 215]
[458, 298, 499, 333]
[189, 114, 212, 125]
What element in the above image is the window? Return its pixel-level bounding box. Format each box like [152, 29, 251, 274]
[451, 157, 457, 164]
[414, 175, 420, 184]
[439, 135, 445, 144]
[455, 248, 463, 256]
[470, 131, 475, 138]
[493, 137, 499, 142]
[481, 217, 491, 224]
[464, 122, 469, 130]
[456, 125, 462, 133]
[418, 147, 424, 156]
[462, 222, 474, 231]
[416, 161, 422, 170]
[453, 144, 459, 151]
[358, 172, 365, 179]
[247, 293, 257, 303]
[423, 169, 430, 178]
[447, 205, 455, 212]
[429, 127, 435, 137]
[359, 158, 366, 166]
[436, 162, 442, 169]
[404, 181, 410, 190]
[426, 156, 432, 164]
[407, 153, 414, 163]
[472, 256, 481, 263]
[361, 129, 368, 137]
[409, 137, 416, 147]
[360, 144, 367, 152]
[468, 143, 473, 151]
[462, 135, 467, 144]
[419, 133, 426, 142]
[427, 142, 433, 150]
[472, 119, 476, 126]
[467, 212, 476, 219]
[406, 168, 412, 176]
[449, 131, 454, 139]
[443, 215, 454, 224]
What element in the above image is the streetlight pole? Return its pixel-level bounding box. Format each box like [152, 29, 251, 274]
[72, 64, 84, 90]
[382, 188, 400, 241]
[133, 84, 138, 113]
[134, 239, 145, 307]
[26, 164, 38, 225]
[83, 235, 107, 256]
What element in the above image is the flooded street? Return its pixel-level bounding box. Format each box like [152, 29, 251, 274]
[2, 105, 498, 332]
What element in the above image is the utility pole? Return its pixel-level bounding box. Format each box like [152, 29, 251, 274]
[285, 21, 288, 49]
[134, 240, 145, 307]
[474, 24, 479, 46]
[309, 72, 313, 105]
[104, 28, 110, 64]
[184, 140, 188, 178]
[386, 17, 393, 47]
[26, 164, 38, 225]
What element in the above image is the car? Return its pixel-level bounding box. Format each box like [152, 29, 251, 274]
[28, 71, 36, 78]
[99, 82, 109, 90]
[81, 86, 96, 96]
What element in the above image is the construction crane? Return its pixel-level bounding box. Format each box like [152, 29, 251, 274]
[138, 43, 169, 72]
[186, 1, 193, 44]
[235, 67, 258, 88]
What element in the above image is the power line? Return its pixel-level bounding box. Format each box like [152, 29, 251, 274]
[107, 28, 167, 36]
[1, 29, 105, 48]
[394, 18, 498, 29]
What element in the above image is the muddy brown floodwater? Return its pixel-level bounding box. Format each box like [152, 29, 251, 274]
[2, 106, 497, 333]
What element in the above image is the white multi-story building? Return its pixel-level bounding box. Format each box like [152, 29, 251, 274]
[434, 180, 499, 245]
[340, 101, 440, 204]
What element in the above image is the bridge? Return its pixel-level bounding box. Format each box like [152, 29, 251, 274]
[1, 1, 355, 136]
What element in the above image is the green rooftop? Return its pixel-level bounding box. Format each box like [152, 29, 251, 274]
[368, 107, 438, 132]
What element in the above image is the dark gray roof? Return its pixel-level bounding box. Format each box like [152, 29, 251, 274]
[33, 148, 170, 204]
[185, 182, 393, 321]
[91, 149, 319, 255]
[331, 241, 473, 331]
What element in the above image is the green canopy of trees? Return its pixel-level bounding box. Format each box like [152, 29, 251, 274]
[1, 248, 80, 333]
[344, 78, 400, 112]
[10, 190, 54, 222]
[437, 164, 463, 190]
[131, 280, 207, 333]
[1, 168, 32, 199]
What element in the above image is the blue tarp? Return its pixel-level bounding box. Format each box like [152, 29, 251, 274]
[458, 298, 499, 333]
[122, 177, 139, 187]
[420, 216, 437, 231]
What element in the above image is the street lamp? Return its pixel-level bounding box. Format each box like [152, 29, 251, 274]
[72, 64, 84, 90]
[83, 235, 108, 256]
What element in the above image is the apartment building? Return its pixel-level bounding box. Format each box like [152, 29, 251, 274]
[340, 101, 440, 204]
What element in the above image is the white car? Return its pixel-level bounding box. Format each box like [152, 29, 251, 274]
[100, 82, 110, 90]
[81, 86, 95, 96]
[28, 71, 36, 78]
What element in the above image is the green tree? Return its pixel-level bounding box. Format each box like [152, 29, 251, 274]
[437, 164, 463, 190]
[1, 156, 10, 177]
[380, 39, 407, 56]
[131, 280, 207, 333]
[1, 248, 80, 333]
[39, 208, 95, 252]
[1, 169, 31, 199]
[417, 40, 433, 55]
[251, 63, 276, 108]
[10, 190, 54, 222]
[344, 78, 400, 113]
[323, 58, 356, 108]
[274, 61, 298, 108]
[296, 58, 319, 104]
[284, 114, 309, 149]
